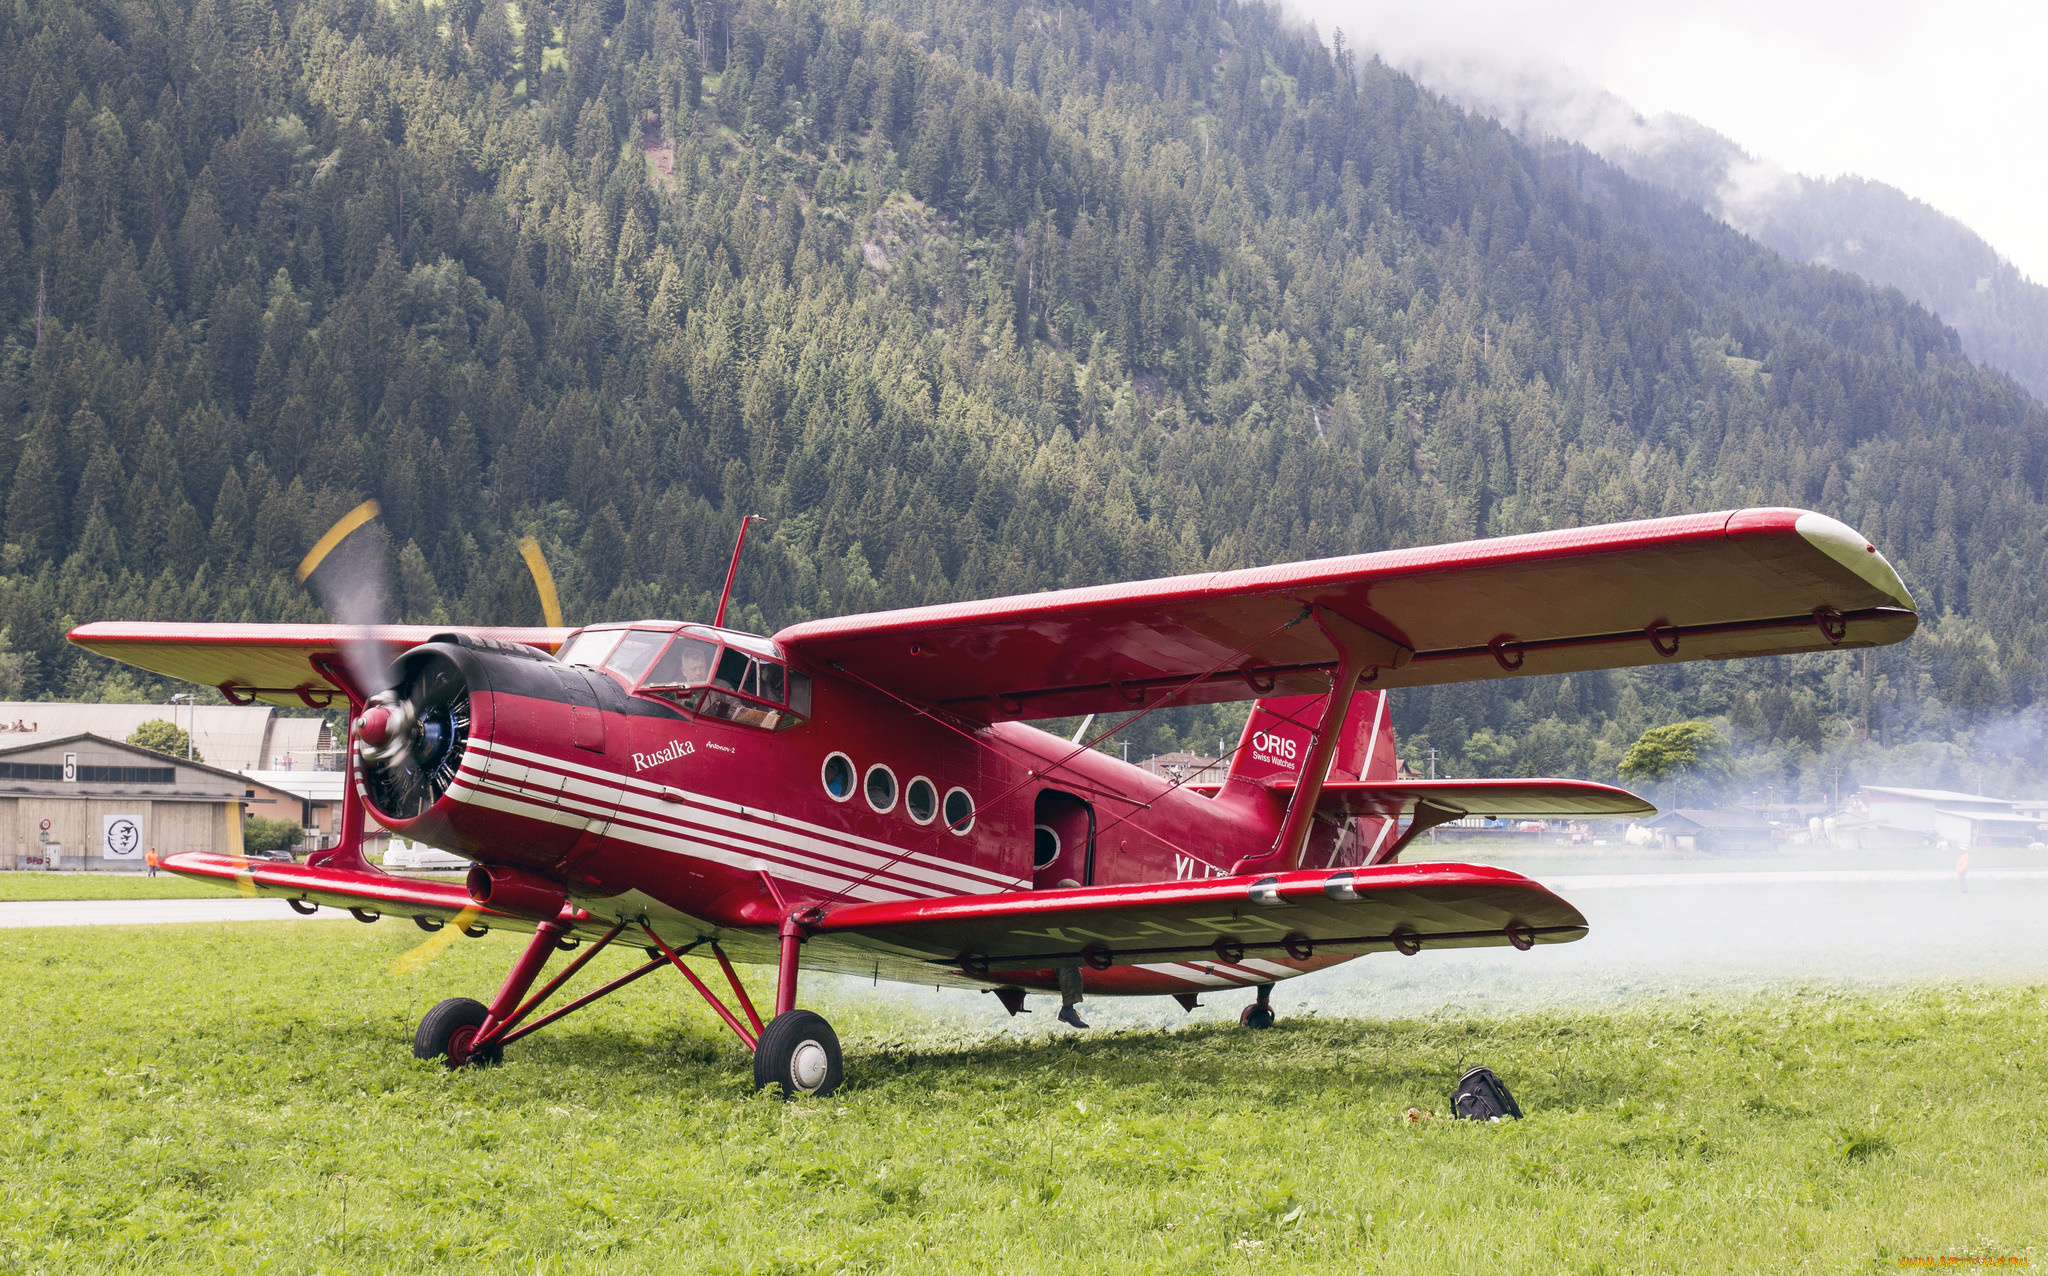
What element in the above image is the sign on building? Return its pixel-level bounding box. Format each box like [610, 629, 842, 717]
[102, 814, 144, 860]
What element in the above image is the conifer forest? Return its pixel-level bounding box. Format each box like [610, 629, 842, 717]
[4, 0, 2046, 796]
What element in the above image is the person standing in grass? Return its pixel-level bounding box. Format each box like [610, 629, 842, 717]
[1956, 849, 1969, 894]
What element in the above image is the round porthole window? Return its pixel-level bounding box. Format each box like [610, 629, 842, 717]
[943, 787, 975, 835]
[821, 753, 855, 801]
[864, 764, 898, 813]
[1033, 824, 1061, 871]
[905, 776, 938, 824]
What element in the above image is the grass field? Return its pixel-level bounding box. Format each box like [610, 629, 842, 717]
[2, 922, 2041, 1273]
[0, 872, 225, 900]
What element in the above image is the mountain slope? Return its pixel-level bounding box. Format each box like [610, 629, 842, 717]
[1, 0, 2043, 794]
[1384, 56, 2048, 402]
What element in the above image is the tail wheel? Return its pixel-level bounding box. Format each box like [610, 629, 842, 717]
[1239, 1003, 1277, 1030]
[753, 1010, 843, 1098]
[414, 997, 503, 1068]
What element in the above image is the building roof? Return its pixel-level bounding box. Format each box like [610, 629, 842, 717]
[0, 702, 330, 772]
[1934, 809, 2046, 826]
[242, 769, 348, 801]
[0, 731, 271, 788]
[1861, 785, 2012, 808]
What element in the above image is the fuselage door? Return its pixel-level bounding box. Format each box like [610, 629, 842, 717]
[1032, 789, 1096, 889]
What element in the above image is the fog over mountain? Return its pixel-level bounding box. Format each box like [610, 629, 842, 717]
[1375, 53, 2048, 402]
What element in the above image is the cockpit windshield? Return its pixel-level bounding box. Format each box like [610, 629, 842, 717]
[645, 635, 718, 688]
[602, 630, 668, 682]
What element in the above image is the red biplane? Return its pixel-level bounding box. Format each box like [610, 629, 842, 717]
[70, 506, 1915, 1095]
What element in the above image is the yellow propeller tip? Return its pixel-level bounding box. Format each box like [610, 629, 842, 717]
[517, 536, 565, 628]
[296, 499, 383, 582]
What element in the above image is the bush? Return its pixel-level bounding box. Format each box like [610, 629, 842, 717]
[128, 718, 201, 763]
[243, 815, 300, 854]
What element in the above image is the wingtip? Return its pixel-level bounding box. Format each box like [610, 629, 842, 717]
[1791, 510, 1917, 612]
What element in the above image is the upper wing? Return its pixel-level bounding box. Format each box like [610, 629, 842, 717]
[1289, 779, 1655, 819]
[67, 622, 572, 706]
[775, 507, 1916, 721]
[806, 862, 1586, 971]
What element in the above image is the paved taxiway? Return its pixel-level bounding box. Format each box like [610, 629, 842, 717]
[0, 897, 354, 927]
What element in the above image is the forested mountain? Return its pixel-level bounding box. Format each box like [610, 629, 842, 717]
[3, 0, 2046, 798]
[1387, 58, 2048, 404]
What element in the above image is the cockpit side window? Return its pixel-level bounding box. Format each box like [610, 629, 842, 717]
[619, 631, 808, 731]
[712, 647, 751, 694]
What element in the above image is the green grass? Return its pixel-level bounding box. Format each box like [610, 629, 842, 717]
[0, 873, 227, 900]
[1, 923, 2041, 1273]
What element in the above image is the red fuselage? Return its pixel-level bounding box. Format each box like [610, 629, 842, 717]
[369, 628, 1358, 997]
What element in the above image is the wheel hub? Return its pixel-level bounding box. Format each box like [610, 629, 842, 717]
[789, 1039, 829, 1091]
[447, 1024, 479, 1067]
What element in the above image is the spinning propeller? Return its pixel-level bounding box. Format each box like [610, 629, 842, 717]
[294, 502, 565, 805]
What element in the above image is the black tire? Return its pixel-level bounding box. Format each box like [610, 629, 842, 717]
[1239, 1003, 1276, 1030]
[413, 996, 503, 1068]
[752, 1009, 843, 1098]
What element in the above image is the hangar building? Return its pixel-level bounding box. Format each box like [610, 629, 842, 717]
[0, 733, 300, 870]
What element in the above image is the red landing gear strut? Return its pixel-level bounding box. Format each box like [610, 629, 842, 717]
[412, 915, 843, 1097]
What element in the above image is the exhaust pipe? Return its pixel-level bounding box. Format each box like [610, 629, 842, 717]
[466, 863, 568, 920]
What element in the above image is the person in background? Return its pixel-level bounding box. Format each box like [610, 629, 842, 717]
[1956, 849, 1970, 894]
[145, 848, 159, 878]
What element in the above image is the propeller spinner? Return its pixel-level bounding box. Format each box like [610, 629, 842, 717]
[356, 654, 470, 820]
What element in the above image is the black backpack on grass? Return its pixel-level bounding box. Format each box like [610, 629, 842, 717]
[1451, 1066, 1523, 1121]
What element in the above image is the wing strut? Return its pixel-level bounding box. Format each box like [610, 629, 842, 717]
[1232, 606, 1410, 874]
[1365, 797, 1466, 866]
[306, 654, 376, 874]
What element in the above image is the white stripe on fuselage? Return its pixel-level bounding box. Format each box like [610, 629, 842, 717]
[454, 738, 1029, 901]
[472, 739, 1026, 892]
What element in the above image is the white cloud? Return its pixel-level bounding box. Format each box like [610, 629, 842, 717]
[1292, 0, 2048, 280]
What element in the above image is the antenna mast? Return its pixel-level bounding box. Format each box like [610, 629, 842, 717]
[713, 514, 766, 629]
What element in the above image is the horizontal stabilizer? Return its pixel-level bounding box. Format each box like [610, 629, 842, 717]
[1280, 778, 1655, 819]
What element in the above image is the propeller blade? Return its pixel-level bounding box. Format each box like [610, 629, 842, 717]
[518, 535, 565, 628]
[392, 904, 483, 975]
[296, 500, 392, 699]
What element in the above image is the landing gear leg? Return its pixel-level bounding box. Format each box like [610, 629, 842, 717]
[751, 919, 842, 1097]
[416, 919, 566, 1068]
[1239, 982, 1276, 1030]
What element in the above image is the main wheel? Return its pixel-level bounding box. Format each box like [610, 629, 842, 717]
[753, 1009, 843, 1098]
[1239, 1003, 1277, 1030]
[414, 997, 503, 1068]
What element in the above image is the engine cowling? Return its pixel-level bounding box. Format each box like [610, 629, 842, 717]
[357, 635, 619, 876]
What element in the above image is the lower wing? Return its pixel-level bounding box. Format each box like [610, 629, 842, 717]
[159, 851, 571, 935]
[804, 863, 1586, 974]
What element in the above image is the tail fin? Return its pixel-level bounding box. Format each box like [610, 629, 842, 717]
[1224, 688, 1395, 789]
[1221, 688, 1401, 868]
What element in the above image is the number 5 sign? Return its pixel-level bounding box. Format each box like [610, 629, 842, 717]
[103, 815, 143, 859]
